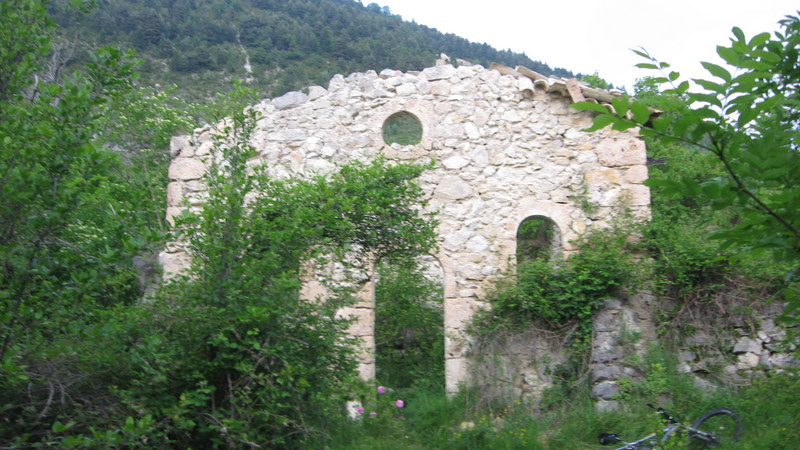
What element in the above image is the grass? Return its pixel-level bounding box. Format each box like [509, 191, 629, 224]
[323, 362, 800, 449]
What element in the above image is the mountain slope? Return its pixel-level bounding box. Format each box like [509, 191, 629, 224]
[52, 0, 575, 101]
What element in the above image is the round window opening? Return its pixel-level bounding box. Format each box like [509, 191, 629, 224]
[382, 111, 422, 146]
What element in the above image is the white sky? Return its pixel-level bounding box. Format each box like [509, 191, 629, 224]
[377, 0, 797, 93]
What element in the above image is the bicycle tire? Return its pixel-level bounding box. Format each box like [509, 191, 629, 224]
[688, 408, 743, 448]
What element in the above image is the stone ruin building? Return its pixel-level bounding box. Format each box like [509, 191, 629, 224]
[161, 55, 653, 397]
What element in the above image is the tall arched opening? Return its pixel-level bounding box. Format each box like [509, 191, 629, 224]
[374, 255, 444, 390]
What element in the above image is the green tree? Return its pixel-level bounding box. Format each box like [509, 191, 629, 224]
[580, 71, 610, 90]
[0, 0, 141, 361]
[106, 84, 440, 446]
[573, 12, 800, 321]
[0, 1, 173, 445]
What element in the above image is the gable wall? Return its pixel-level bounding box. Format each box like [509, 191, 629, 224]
[163, 60, 650, 392]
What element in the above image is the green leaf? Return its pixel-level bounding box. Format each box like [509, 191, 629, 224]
[644, 178, 685, 196]
[631, 102, 651, 125]
[748, 32, 772, 47]
[735, 104, 758, 127]
[635, 63, 659, 70]
[672, 115, 696, 137]
[52, 421, 76, 433]
[739, 59, 773, 70]
[717, 46, 741, 66]
[571, 101, 611, 114]
[652, 116, 672, 132]
[693, 79, 726, 94]
[612, 97, 629, 117]
[581, 113, 616, 131]
[701, 62, 732, 82]
[631, 48, 651, 59]
[611, 120, 638, 131]
[731, 26, 745, 42]
[670, 80, 691, 95]
[687, 92, 722, 108]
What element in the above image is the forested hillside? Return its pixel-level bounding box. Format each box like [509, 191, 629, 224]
[50, 0, 574, 101]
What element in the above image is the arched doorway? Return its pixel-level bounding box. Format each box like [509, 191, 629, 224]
[374, 256, 444, 389]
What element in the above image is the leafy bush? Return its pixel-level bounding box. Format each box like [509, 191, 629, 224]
[574, 13, 800, 325]
[481, 225, 642, 346]
[133, 94, 438, 446]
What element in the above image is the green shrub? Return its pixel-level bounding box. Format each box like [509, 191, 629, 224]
[481, 225, 642, 347]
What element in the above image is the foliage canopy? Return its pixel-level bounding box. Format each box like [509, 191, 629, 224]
[573, 12, 800, 322]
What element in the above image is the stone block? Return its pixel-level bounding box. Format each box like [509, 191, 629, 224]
[592, 342, 624, 363]
[357, 362, 375, 381]
[429, 80, 452, 96]
[733, 337, 761, 354]
[433, 176, 473, 201]
[595, 400, 620, 412]
[445, 298, 480, 330]
[737, 352, 760, 368]
[597, 138, 647, 167]
[585, 168, 621, 185]
[443, 155, 470, 170]
[165, 206, 185, 226]
[592, 381, 619, 400]
[592, 365, 626, 382]
[396, 83, 417, 96]
[338, 308, 374, 337]
[308, 85, 328, 101]
[170, 135, 191, 157]
[465, 235, 490, 253]
[444, 332, 473, 358]
[622, 185, 651, 206]
[168, 158, 206, 181]
[623, 165, 649, 184]
[353, 335, 375, 364]
[268, 129, 308, 142]
[166, 182, 183, 207]
[445, 358, 469, 394]
[422, 64, 456, 81]
[159, 250, 191, 279]
[273, 91, 308, 110]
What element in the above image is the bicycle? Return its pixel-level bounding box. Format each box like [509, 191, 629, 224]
[598, 403, 743, 449]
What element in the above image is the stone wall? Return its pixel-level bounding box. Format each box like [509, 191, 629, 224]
[162, 57, 650, 393]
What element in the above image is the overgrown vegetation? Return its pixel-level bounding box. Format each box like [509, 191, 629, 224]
[575, 12, 800, 326]
[1, 1, 440, 445]
[478, 222, 643, 347]
[329, 351, 800, 449]
[2, 0, 799, 447]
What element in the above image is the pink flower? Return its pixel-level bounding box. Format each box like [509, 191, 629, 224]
[395, 400, 404, 408]
[377, 386, 386, 394]
[356, 407, 364, 414]
[369, 412, 377, 418]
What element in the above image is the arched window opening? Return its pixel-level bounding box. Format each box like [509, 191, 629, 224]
[374, 256, 444, 389]
[516, 216, 559, 265]
[382, 111, 423, 146]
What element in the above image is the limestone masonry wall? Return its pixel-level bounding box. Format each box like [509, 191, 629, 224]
[162, 57, 650, 393]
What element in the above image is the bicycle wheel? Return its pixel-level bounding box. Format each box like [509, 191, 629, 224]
[688, 408, 743, 448]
